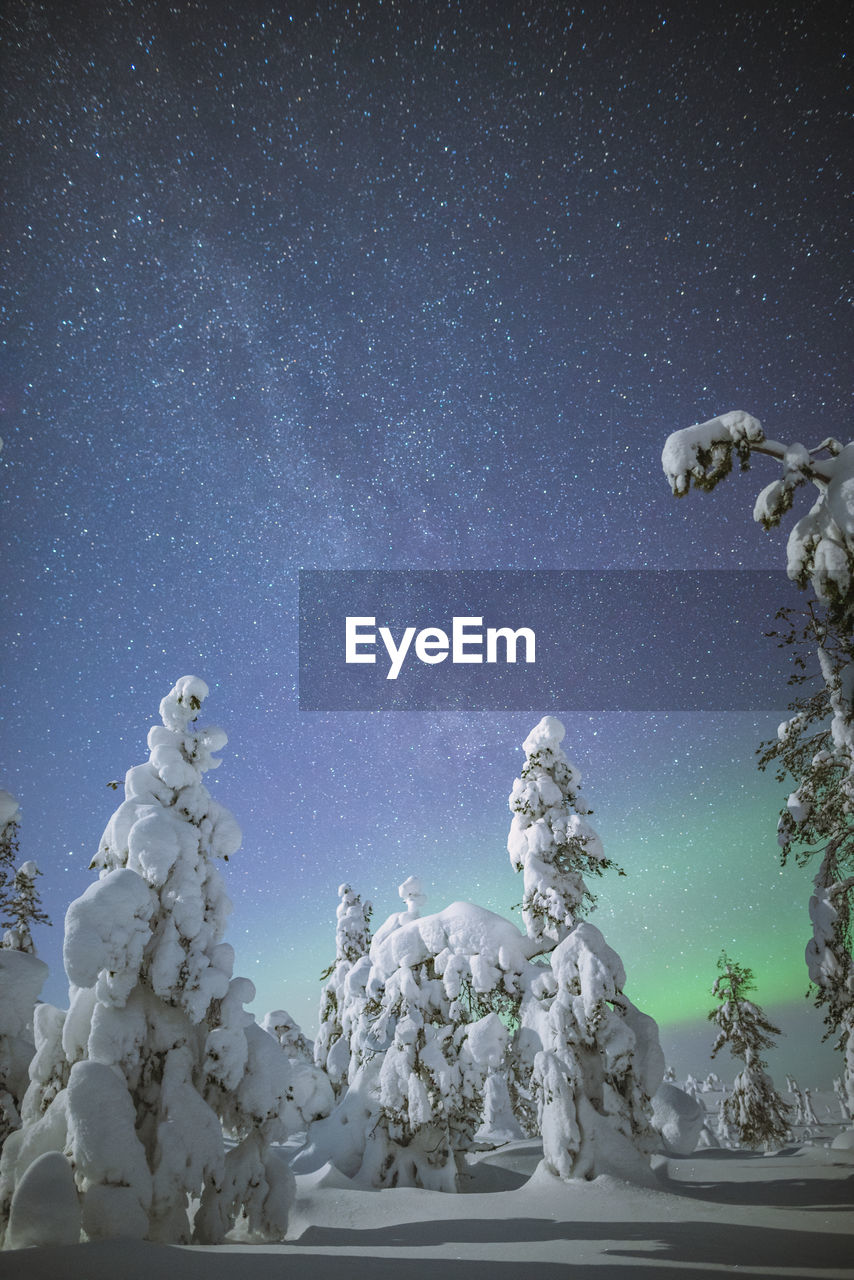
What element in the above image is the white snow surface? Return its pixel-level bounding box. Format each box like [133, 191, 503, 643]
[2, 1136, 852, 1279]
[5, 1151, 80, 1251]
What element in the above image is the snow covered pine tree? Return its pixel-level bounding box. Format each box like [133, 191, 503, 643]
[0, 678, 295, 1247]
[708, 953, 790, 1150]
[314, 882, 373, 1095]
[0, 793, 48, 1152]
[508, 716, 664, 1182]
[662, 411, 854, 1115]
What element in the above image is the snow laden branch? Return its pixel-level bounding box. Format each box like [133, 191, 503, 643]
[662, 410, 854, 1116]
[662, 409, 854, 623]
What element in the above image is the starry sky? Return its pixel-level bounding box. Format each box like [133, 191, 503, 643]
[1, 1, 851, 1086]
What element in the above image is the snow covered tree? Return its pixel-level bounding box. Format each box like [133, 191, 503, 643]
[0, 793, 21, 911]
[0, 793, 49, 1151]
[262, 1008, 313, 1062]
[300, 719, 663, 1189]
[520, 920, 663, 1182]
[355, 890, 532, 1190]
[0, 677, 295, 1246]
[708, 953, 790, 1150]
[2, 862, 50, 956]
[261, 1010, 334, 1130]
[663, 411, 854, 1116]
[509, 717, 664, 1182]
[833, 1076, 852, 1122]
[508, 717, 623, 946]
[314, 882, 372, 1094]
[0, 793, 49, 953]
[295, 882, 531, 1190]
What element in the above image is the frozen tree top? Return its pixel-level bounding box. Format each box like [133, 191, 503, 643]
[523, 715, 566, 756]
[398, 875, 426, 913]
[370, 900, 529, 983]
[372, 875, 428, 948]
[0, 790, 21, 827]
[159, 675, 211, 733]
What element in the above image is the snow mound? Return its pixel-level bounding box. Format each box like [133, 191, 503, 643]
[6, 1150, 81, 1249]
[651, 1083, 705, 1156]
[830, 1128, 854, 1157]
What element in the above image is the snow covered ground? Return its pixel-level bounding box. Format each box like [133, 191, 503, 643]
[2, 1124, 851, 1280]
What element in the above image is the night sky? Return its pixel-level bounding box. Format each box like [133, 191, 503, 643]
[1, 1, 850, 1085]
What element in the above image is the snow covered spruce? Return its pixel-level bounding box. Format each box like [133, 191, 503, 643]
[296, 717, 664, 1190]
[507, 716, 663, 1183]
[0, 678, 297, 1248]
[662, 411, 854, 1119]
[708, 954, 791, 1151]
[296, 880, 532, 1190]
[0, 792, 49, 1152]
[313, 883, 373, 1096]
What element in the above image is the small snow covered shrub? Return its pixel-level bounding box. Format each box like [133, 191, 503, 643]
[0, 678, 296, 1247]
[262, 1009, 334, 1129]
[650, 1082, 706, 1155]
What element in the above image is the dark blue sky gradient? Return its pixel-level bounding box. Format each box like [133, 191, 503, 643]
[1, 1, 850, 1083]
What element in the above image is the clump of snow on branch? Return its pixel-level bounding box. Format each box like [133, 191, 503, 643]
[0, 678, 296, 1247]
[662, 410, 853, 621]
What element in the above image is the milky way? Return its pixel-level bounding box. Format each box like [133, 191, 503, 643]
[1, 1, 850, 1080]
